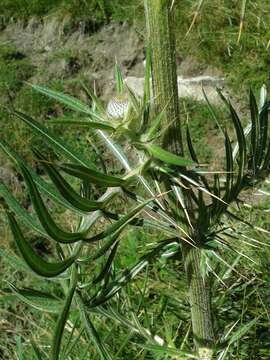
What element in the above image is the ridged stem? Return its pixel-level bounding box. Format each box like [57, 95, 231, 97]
[144, 1, 214, 357]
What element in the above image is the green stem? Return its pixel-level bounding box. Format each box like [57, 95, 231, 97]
[144, 1, 214, 357]
[183, 245, 214, 358]
[144, 0, 183, 155]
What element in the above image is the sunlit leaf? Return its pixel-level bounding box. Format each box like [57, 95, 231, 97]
[146, 143, 194, 167]
[13, 110, 96, 170]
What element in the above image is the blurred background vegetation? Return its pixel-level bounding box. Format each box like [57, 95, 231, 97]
[0, 1, 270, 359]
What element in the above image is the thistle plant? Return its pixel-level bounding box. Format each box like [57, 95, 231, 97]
[1, 2, 270, 360]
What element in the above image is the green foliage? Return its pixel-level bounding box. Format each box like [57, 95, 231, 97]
[1, 53, 270, 359]
[0, 0, 140, 23]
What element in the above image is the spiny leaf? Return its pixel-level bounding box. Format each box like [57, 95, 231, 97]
[80, 81, 105, 114]
[13, 110, 96, 170]
[186, 124, 199, 163]
[7, 283, 62, 313]
[143, 111, 165, 142]
[146, 143, 194, 167]
[229, 103, 246, 196]
[58, 162, 127, 187]
[33, 149, 110, 212]
[0, 139, 81, 213]
[85, 200, 151, 242]
[0, 182, 47, 237]
[51, 268, 77, 360]
[19, 163, 86, 243]
[114, 62, 124, 94]
[223, 131, 234, 203]
[6, 211, 76, 277]
[30, 84, 96, 117]
[49, 119, 115, 131]
[89, 239, 176, 307]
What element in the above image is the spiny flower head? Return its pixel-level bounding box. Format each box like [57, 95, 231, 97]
[106, 94, 130, 119]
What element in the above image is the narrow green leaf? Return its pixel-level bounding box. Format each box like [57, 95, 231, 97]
[58, 162, 127, 187]
[49, 119, 115, 131]
[19, 163, 86, 243]
[0, 182, 47, 237]
[77, 230, 122, 265]
[85, 200, 151, 242]
[97, 130, 131, 172]
[203, 87, 224, 134]
[143, 111, 165, 142]
[13, 110, 96, 170]
[0, 139, 81, 213]
[89, 239, 175, 307]
[222, 131, 234, 208]
[229, 103, 246, 197]
[186, 124, 199, 163]
[51, 268, 77, 360]
[249, 89, 259, 170]
[76, 294, 112, 360]
[262, 139, 270, 171]
[257, 101, 270, 167]
[146, 143, 194, 167]
[33, 149, 110, 212]
[7, 283, 62, 313]
[30, 84, 93, 116]
[114, 62, 124, 94]
[126, 85, 141, 114]
[93, 242, 119, 284]
[6, 211, 76, 277]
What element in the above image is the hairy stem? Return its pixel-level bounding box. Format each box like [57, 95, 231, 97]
[144, 1, 214, 357]
[144, 0, 183, 155]
[183, 245, 214, 358]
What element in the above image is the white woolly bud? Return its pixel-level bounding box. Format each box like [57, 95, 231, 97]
[106, 95, 130, 119]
